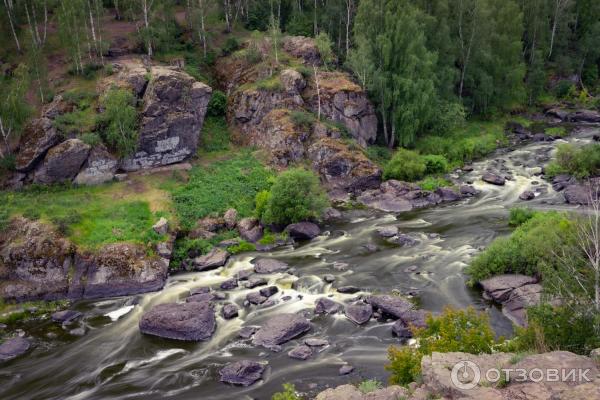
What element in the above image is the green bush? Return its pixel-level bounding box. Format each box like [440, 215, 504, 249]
[227, 240, 256, 254]
[80, 132, 102, 147]
[383, 149, 426, 182]
[261, 168, 329, 225]
[289, 111, 315, 129]
[0, 208, 10, 232]
[207, 90, 227, 117]
[466, 212, 578, 283]
[272, 383, 302, 400]
[222, 37, 240, 55]
[544, 126, 567, 137]
[0, 154, 16, 173]
[508, 207, 537, 227]
[422, 154, 448, 174]
[254, 189, 271, 220]
[418, 176, 451, 191]
[255, 76, 284, 91]
[200, 116, 230, 152]
[386, 307, 498, 386]
[365, 145, 392, 167]
[99, 88, 138, 157]
[545, 143, 600, 179]
[554, 80, 576, 99]
[358, 379, 383, 394]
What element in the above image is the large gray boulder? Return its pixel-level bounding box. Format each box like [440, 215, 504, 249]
[344, 303, 373, 325]
[74, 144, 118, 185]
[480, 274, 538, 303]
[252, 313, 312, 350]
[482, 172, 506, 186]
[0, 337, 30, 362]
[315, 297, 343, 314]
[367, 295, 414, 320]
[121, 66, 212, 171]
[192, 248, 230, 271]
[14, 117, 63, 172]
[480, 274, 542, 327]
[286, 222, 321, 240]
[219, 360, 266, 386]
[33, 139, 91, 184]
[237, 217, 263, 242]
[253, 258, 289, 274]
[139, 301, 216, 341]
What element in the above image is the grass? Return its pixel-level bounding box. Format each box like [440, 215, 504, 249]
[0, 299, 70, 325]
[0, 175, 176, 251]
[365, 145, 393, 167]
[545, 126, 567, 137]
[200, 116, 230, 153]
[418, 176, 452, 191]
[54, 88, 99, 136]
[170, 150, 273, 230]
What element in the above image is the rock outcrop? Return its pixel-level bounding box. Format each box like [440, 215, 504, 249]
[219, 360, 266, 386]
[33, 139, 91, 184]
[14, 117, 63, 172]
[480, 274, 542, 327]
[252, 313, 312, 350]
[74, 144, 118, 185]
[139, 301, 216, 341]
[0, 337, 31, 362]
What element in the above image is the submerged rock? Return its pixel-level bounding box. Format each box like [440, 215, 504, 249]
[344, 303, 373, 325]
[519, 190, 535, 201]
[252, 313, 312, 350]
[253, 258, 289, 274]
[139, 302, 216, 341]
[288, 345, 313, 360]
[482, 172, 506, 186]
[367, 295, 414, 320]
[315, 297, 343, 314]
[0, 337, 30, 362]
[51, 310, 82, 324]
[219, 360, 266, 386]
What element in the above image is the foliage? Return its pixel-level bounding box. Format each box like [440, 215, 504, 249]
[227, 240, 257, 254]
[289, 111, 316, 129]
[222, 37, 240, 55]
[200, 116, 230, 152]
[508, 207, 537, 227]
[510, 304, 600, 355]
[544, 143, 600, 179]
[0, 300, 70, 325]
[315, 32, 334, 68]
[383, 149, 426, 182]
[255, 76, 284, 91]
[171, 151, 273, 230]
[0, 207, 9, 233]
[422, 154, 448, 175]
[466, 212, 579, 283]
[98, 88, 138, 157]
[170, 230, 239, 269]
[80, 132, 102, 147]
[365, 145, 393, 167]
[554, 81, 576, 99]
[0, 154, 16, 174]
[544, 126, 567, 138]
[386, 307, 498, 385]
[0, 64, 31, 156]
[358, 379, 383, 394]
[261, 168, 329, 225]
[271, 383, 302, 400]
[418, 176, 451, 191]
[207, 90, 227, 117]
[254, 189, 271, 220]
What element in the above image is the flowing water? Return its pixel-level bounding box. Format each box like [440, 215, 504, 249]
[1, 127, 598, 400]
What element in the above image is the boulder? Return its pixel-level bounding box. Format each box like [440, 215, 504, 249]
[253, 258, 289, 274]
[222, 304, 239, 319]
[315, 384, 362, 400]
[337, 286, 361, 294]
[339, 365, 355, 375]
[344, 303, 373, 325]
[563, 182, 600, 205]
[224, 208, 238, 229]
[259, 286, 279, 298]
[238, 326, 259, 339]
[51, 310, 82, 324]
[73, 144, 118, 185]
[305, 338, 329, 347]
[186, 292, 218, 303]
[282, 36, 323, 65]
[482, 173, 506, 186]
[567, 109, 600, 123]
[152, 217, 169, 235]
[435, 187, 461, 202]
[246, 292, 268, 305]
[121, 65, 212, 171]
[237, 217, 263, 242]
[219, 360, 266, 386]
[376, 226, 399, 238]
[288, 345, 313, 360]
[480, 274, 538, 303]
[552, 174, 575, 191]
[15, 117, 63, 172]
[519, 190, 535, 201]
[503, 283, 543, 326]
[192, 248, 230, 271]
[315, 297, 343, 314]
[195, 216, 226, 232]
[387, 234, 419, 247]
[286, 222, 320, 240]
[139, 301, 216, 341]
[280, 68, 307, 93]
[459, 185, 478, 197]
[367, 295, 414, 320]
[252, 313, 312, 350]
[33, 139, 91, 184]
[392, 320, 412, 338]
[545, 108, 568, 120]
[0, 337, 30, 362]
[322, 207, 342, 221]
[220, 278, 238, 290]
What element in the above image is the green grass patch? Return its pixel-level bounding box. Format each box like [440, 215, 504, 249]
[200, 116, 230, 153]
[545, 143, 600, 179]
[0, 299, 69, 325]
[544, 126, 567, 137]
[418, 176, 452, 191]
[364, 145, 393, 168]
[171, 151, 273, 230]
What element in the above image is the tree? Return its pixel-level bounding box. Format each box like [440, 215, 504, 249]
[2, 0, 21, 52]
[99, 88, 139, 157]
[0, 65, 31, 157]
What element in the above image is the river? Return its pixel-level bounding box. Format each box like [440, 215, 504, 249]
[0, 125, 597, 400]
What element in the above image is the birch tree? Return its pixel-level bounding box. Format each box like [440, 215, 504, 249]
[2, 0, 21, 52]
[548, 0, 571, 60]
[0, 65, 31, 158]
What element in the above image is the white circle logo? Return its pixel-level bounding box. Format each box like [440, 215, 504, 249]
[451, 360, 481, 390]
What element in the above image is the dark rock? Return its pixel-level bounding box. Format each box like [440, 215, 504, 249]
[344, 303, 373, 325]
[367, 295, 414, 320]
[236, 269, 253, 281]
[33, 139, 91, 184]
[252, 313, 312, 350]
[564, 183, 599, 205]
[253, 258, 289, 274]
[305, 338, 329, 347]
[482, 173, 505, 186]
[152, 218, 169, 235]
[190, 287, 211, 295]
[532, 133, 548, 142]
[288, 345, 313, 360]
[567, 109, 600, 123]
[388, 234, 419, 247]
[322, 207, 342, 221]
[51, 310, 82, 324]
[0, 337, 30, 362]
[237, 217, 263, 242]
[139, 302, 215, 341]
[220, 278, 238, 290]
[192, 248, 230, 271]
[337, 286, 361, 294]
[245, 277, 268, 289]
[286, 222, 321, 240]
[238, 326, 259, 339]
[186, 292, 217, 303]
[217, 238, 240, 248]
[195, 217, 226, 233]
[246, 292, 268, 305]
[222, 304, 239, 319]
[545, 108, 568, 120]
[323, 274, 336, 283]
[362, 244, 378, 252]
[400, 309, 428, 329]
[15, 117, 63, 172]
[282, 36, 323, 65]
[219, 360, 266, 386]
[121, 65, 212, 171]
[519, 190, 535, 201]
[74, 144, 118, 185]
[259, 286, 279, 298]
[392, 320, 413, 338]
[315, 297, 343, 314]
[339, 365, 354, 375]
[376, 226, 399, 238]
[503, 284, 543, 327]
[435, 187, 461, 202]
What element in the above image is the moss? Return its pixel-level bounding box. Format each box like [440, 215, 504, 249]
[0, 300, 70, 325]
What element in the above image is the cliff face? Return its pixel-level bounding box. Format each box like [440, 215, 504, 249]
[216, 35, 381, 194]
[9, 59, 213, 187]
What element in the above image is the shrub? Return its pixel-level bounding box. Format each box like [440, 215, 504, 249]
[272, 383, 302, 400]
[254, 189, 271, 220]
[99, 88, 138, 157]
[315, 32, 334, 67]
[256, 76, 284, 91]
[422, 154, 448, 174]
[545, 143, 600, 179]
[365, 145, 392, 167]
[261, 168, 329, 225]
[0, 208, 10, 232]
[207, 90, 227, 117]
[418, 176, 451, 191]
[0, 154, 16, 173]
[289, 111, 315, 129]
[222, 37, 240, 55]
[200, 116, 230, 152]
[554, 80, 576, 99]
[383, 149, 426, 182]
[358, 379, 383, 394]
[80, 132, 102, 147]
[544, 126, 567, 137]
[466, 212, 578, 283]
[386, 307, 498, 386]
[508, 207, 537, 227]
[227, 240, 256, 254]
